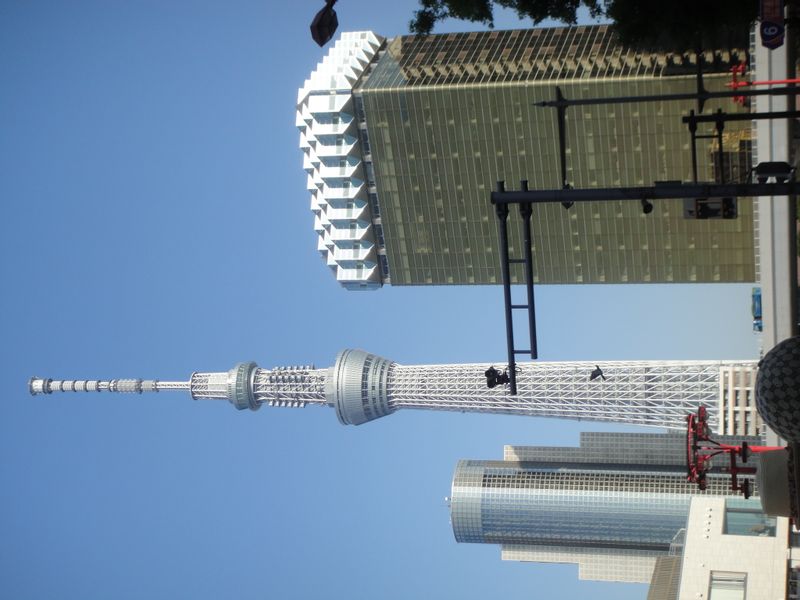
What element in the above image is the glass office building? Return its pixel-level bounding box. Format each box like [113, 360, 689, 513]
[449, 432, 759, 583]
[298, 26, 754, 289]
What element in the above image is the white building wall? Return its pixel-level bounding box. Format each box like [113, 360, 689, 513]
[502, 544, 660, 583]
[297, 32, 384, 289]
[752, 23, 797, 448]
[677, 497, 788, 600]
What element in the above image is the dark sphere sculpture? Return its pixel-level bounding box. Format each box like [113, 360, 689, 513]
[756, 336, 800, 441]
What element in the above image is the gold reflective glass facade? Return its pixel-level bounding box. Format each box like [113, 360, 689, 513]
[357, 26, 754, 285]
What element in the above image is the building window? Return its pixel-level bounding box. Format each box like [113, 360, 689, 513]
[708, 571, 746, 600]
[368, 192, 380, 217]
[365, 163, 376, 186]
[360, 129, 371, 155]
[354, 96, 366, 122]
[789, 566, 800, 599]
[723, 498, 777, 537]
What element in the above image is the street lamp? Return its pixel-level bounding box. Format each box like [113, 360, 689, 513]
[310, 0, 338, 47]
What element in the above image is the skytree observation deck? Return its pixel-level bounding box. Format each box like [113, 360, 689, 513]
[29, 350, 760, 433]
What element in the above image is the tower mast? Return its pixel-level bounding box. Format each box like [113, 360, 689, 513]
[30, 349, 759, 432]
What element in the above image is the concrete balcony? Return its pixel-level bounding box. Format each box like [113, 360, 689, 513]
[335, 263, 380, 284]
[332, 243, 376, 263]
[322, 181, 364, 201]
[319, 163, 359, 180]
[329, 222, 371, 242]
[326, 204, 368, 222]
[307, 92, 351, 115]
[308, 120, 354, 136]
[315, 140, 357, 158]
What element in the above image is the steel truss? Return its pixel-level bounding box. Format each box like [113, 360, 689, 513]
[30, 357, 758, 430]
[386, 360, 756, 429]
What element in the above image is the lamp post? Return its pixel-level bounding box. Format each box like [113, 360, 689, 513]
[310, 0, 338, 47]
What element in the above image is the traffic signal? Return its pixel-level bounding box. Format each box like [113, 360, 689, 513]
[683, 197, 737, 219]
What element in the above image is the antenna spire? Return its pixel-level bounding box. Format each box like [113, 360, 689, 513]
[28, 377, 189, 395]
[28, 362, 329, 411]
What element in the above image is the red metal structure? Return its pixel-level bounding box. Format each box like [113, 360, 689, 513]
[686, 405, 784, 498]
[727, 63, 800, 105]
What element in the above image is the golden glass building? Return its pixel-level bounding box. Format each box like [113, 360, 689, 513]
[297, 26, 754, 289]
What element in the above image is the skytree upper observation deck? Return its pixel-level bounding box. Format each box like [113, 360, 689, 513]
[29, 350, 759, 433]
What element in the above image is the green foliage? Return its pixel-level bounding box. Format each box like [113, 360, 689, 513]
[607, 0, 756, 50]
[409, 0, 755, 51]
[410, 0, 495, 33]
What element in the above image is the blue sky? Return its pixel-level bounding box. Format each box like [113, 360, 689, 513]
[1, 2, 759, 599]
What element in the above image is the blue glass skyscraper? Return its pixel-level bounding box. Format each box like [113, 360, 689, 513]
[449, 432, 758, 583]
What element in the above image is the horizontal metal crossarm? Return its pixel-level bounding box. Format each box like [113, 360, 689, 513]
[534, 85, 800, 108]
[491, 182, 800, 205]
[683, 109, 800, 124]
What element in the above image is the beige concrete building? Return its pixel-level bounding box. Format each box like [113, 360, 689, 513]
[719, 364, 763, 437]
[675, 496, 793, 600]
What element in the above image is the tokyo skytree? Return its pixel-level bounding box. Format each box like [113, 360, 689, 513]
[29, 349, 759, 433]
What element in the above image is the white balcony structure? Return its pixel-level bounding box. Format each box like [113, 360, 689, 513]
[297, 31, 384, 290]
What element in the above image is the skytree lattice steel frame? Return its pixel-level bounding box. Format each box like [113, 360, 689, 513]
[29, 349, 758, 431]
